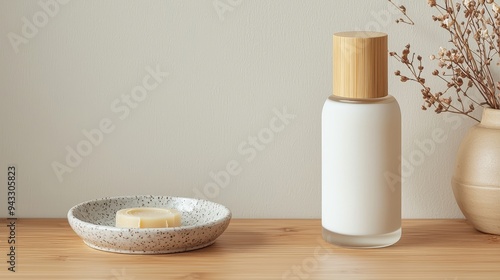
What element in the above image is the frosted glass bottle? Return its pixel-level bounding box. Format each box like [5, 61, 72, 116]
[322, 31, 401, 248]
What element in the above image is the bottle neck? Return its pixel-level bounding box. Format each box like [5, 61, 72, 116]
[328, 94, 395, 104]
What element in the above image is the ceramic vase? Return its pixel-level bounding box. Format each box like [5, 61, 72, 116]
[452, 108, 500, 235]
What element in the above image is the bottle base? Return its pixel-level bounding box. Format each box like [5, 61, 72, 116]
[322, 227, 401, 248]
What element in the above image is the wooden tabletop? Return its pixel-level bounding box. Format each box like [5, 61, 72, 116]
[1, 219, 500, 279]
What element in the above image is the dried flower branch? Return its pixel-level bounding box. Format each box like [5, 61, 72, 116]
[390, 0, 500, 122]
[388, 0, 415, 25]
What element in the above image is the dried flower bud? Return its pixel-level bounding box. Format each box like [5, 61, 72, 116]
[428, 0, 437, 7]
[421, 105, 427, 110]
[457, 78, 464, 86]
[432, 69, 439, 75]
[481, 28, 489, 38]
[389, 51, 396, 56]
[492, 3, 500, 13]
[400, 76, 409, 82]
[395, 70, 401, 76]
[474, 31, 481, 41]
[417, 55, 422, 61]
[430, 55, 436, 60]
[443, 18, 451, 28]
[465, 9, 472, 18]
[438, 47, 447, 56]
[468, 80, 474, 87]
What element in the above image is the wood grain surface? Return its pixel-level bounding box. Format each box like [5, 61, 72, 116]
[1, 219, 499, 279]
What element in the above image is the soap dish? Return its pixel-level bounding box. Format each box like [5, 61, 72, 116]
[67, 195, 231, 254]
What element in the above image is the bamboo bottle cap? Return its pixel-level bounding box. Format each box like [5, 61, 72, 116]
[333, 31, 388, 99]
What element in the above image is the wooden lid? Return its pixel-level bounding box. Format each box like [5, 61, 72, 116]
[333, 31, 388, 98]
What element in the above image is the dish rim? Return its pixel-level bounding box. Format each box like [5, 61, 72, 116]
[67, 195, 232, 233]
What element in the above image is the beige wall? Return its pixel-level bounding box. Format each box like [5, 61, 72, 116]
[0, 0, 473, 218]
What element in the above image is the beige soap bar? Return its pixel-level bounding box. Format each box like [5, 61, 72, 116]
[115, 208, 181, 228]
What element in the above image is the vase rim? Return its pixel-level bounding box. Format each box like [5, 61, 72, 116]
[480, 107, 500, 128]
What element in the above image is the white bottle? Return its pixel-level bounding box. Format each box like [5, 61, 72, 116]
[322, 31, 401, 248]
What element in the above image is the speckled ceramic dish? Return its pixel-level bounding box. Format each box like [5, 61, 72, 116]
[67, 195, 231, 254]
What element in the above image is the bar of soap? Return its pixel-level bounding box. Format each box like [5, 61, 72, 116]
[115, 208, 181, 228]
